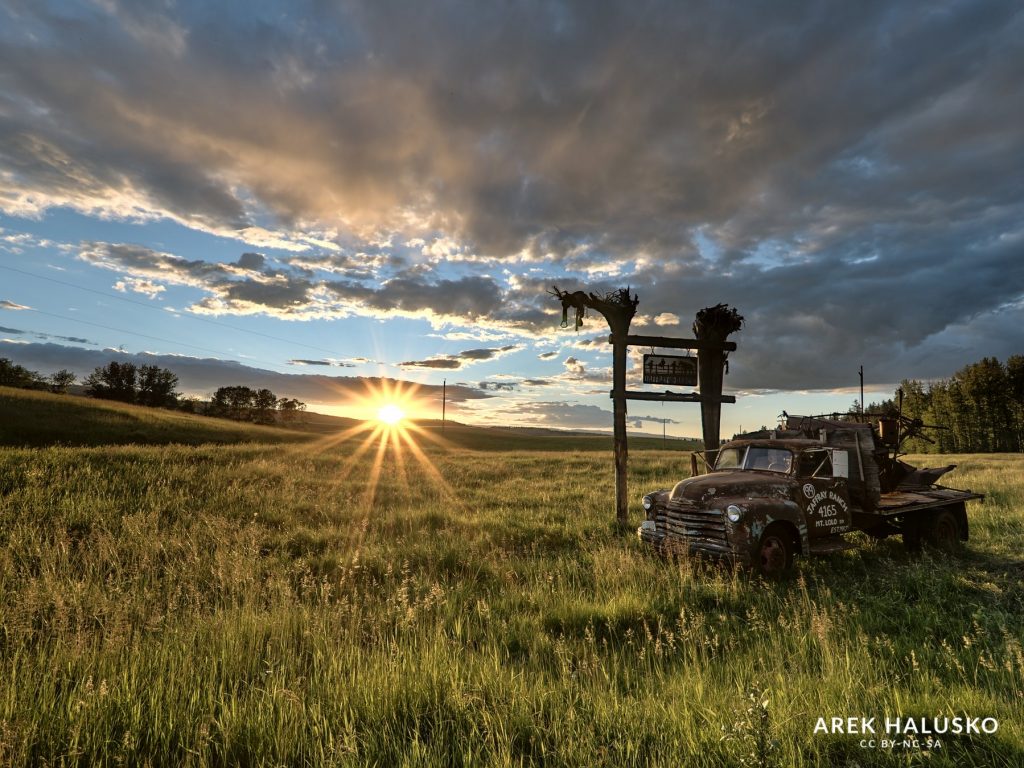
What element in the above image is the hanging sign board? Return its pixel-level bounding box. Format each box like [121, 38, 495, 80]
[643, 354, 697, 386]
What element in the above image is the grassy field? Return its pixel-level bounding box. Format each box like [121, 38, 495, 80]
[0, 387, 310, 448]
[1, 393, 1022, 766]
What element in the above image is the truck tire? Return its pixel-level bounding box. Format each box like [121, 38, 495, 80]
[902, 520, 923, 553]
[755, 525, 796, 577]
[924, 508, 962, 554]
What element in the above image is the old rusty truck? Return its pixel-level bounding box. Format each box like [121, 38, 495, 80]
[637, 412, 984, 575]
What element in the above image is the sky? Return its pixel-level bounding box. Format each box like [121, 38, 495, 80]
[1, 0, 1022, 437]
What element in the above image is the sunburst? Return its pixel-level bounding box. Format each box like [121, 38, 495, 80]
[377, 403, 405, 425]
[292, 377, 459, 571]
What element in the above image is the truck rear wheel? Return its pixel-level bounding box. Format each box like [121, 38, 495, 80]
[924, 508, 961, 553]
[755, 525, 795, 577]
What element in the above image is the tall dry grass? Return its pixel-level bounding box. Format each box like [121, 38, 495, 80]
[0, 432, 1021, 766]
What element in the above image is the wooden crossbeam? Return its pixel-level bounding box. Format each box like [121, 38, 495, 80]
[614, 390, 737, 404]
[611, 333, 737, 352]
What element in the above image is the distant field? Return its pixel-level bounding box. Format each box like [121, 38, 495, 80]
[0, 394, 1021, 766]
[0, 387, 696, 452]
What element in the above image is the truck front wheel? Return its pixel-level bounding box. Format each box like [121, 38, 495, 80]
[755, 525, 796, 577]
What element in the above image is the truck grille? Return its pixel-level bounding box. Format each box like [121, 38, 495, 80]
[657, 499, 727, 544]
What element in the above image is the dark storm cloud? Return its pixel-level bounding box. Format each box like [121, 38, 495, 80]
[1, 0, 1017, 256]
[400, 345, 520, 371]
[2, 1, 1022, 387]
[358, 276, 503, 319]
[0, 341, 490, 404]
[78, 241, 515, 325]
[400, 358, 461, 370]
[236, 252, 266, 271]
[620, 227, 1024, 390]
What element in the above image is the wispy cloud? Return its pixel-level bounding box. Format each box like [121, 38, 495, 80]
[287, 358, 355, 367]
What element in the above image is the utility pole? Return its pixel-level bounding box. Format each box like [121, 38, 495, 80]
[859, 365, 864, 417]
[442, 379, 446, 432]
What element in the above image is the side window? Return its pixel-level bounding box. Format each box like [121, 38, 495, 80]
[831, 449, 849, 478]
[818, 453, 833, 478]
[799, 450, 832, 478]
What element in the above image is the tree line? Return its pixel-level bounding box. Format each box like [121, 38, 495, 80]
[1, 358, 306, 425]
[1, 358, 76, 393]
[863, 355, 1024, 453]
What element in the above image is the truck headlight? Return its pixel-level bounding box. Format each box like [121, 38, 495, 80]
[642, 495, 654, 510]
[726, 504, 743, 523]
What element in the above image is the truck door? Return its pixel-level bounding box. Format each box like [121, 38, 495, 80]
[797, 449, 853, 538]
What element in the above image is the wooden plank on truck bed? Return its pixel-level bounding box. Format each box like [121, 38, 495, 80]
[875, 487, 984, 515]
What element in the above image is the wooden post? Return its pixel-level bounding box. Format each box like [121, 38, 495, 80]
[611, 329, 628, 525]
[549, 285, 638, 526]
[693, 304, 744, 452]
[547, 289, 739, 527]
[696, 345, 724, 451]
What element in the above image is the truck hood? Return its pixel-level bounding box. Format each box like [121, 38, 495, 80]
[671, 471, 795, 504]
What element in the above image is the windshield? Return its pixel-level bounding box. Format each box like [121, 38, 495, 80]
[715, 446, 793, 474]
[715, 448, 744, 469]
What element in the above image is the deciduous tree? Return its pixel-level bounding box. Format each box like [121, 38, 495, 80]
[84, 362, 138, 402]
[48, 369, 76, 394]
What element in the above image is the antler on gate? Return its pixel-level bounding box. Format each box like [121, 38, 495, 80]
[548, 284, 590, 330]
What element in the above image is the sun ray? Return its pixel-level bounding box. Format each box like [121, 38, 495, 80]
[337, 424, 389, 572]
[397, 424, 459, 504]
[389, 424, 411, 499]
[403, 420, 456, 450]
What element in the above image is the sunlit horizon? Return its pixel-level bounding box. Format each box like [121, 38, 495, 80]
[377, 403, 405, 425]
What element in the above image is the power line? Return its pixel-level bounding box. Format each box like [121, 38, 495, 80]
[0, 262, 348, 358]
[17, 306, 293, 371]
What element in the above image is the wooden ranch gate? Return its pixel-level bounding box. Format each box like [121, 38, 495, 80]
[549, 287, 742, 524]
